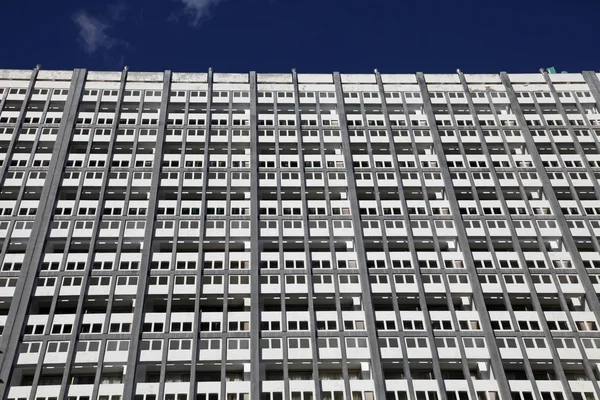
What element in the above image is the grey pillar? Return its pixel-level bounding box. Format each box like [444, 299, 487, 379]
[249, 71, 262, 400]
[122, 70, 172, 400]
[500, 72, 600, 320]
[415, 72, 512, 400]
[189, 68, 214, 400]
[373, 71, 417, 400]
[456, 71, 576, 400]
[582, 71, 600, 102]
[0, 66, 40, 187]
[332, 72, 386, 400]
[291, 69, 323, 400]
[56, 67, 129, 400]
[0, 68, 87, 399]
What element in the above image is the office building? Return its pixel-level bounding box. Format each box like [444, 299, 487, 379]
[0, 68, 599, 400]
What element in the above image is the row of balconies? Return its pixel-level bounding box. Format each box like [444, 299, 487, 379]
[17, 270, 592, 296]
[12, 335, 600, 365]
[17, 308, 598, 336]
[7, 201, 600, 223]
[4, 214, 595, 238]
[56, 154, 465, 170]
[4, 378, 598, 400]
[5, 282, 587, 307]
[6, 380, 396, 400]
[16, 337, 600, 365]
[15, 248, 600, 274]
[14, 336, 565, 364]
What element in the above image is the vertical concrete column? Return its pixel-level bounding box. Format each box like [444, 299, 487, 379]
[291, 69, 322, 400]
[123, 70, 172, 400]
[0, 66, 40, 186]
[456, 71, 578, 400]
[373, 72, 448, 400]
[500, 72, 600, 321]
[582, 71, 600, 102]
[249, 71, 262, 400]
[189, 68, 214, 400]
[312, 92, 353, 400]
[332, 72, 386, 400]
[415, 72, 512, 400]
[373, 71, 417, 400]
[55, 68, 130, 400]
[0, 68, 87, 399]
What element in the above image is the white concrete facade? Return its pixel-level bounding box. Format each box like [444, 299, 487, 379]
[0, 69, 598, 400]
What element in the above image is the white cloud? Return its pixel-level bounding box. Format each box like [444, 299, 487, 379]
[73, 4, 130, 55]
[73, 11, 116, 54]
[176, 0, 227, 25]
[107, 2, 129, 22]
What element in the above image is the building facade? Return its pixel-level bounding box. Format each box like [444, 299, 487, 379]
[0, 68, 598, 400]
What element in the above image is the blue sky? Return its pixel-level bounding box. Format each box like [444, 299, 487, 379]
[2, 0, 599, 73]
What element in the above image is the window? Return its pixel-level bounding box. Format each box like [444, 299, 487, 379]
[285, 260, 305, 269]
[260, 320, 281, 331]
[142, 322, 164, 333]
[141, 339, 163, 351]
[285, 275, 306, 284]
[46, 341, 69, 353]
[491, 319, 512, 330]
[313, 275, 333, 285]
[346, 338, 368, 348]
[148, 276, 168, 286]
[288, 338, 310, 349]
[375, 318, 397, 330]
[227, 338, 250, 350]
[523, 338, 547, 349]
[344, 320, 365, 331]
[339, 275, 359, 284]
[261, 338, 282, 349]
[229, 275, 250, 285]
[77, 341, 101, 352]
[576, 321, 598, 331]
[200, 321, 221, 332]
[288, 320, 309, 331]
[317, 338, 339, 349]
[169, 339, 192, 351]
[106, 340, 130, 352]
[228, 321, 250, 331]
[109, 322, 131, 333]
[405, 338, 428, 348]
[65, 262, 85, 273]
[170, 322, 193, 332]
[51, 323, 73, 335]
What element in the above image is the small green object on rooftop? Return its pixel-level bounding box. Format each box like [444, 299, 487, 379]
[547, 67, 557, 74]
